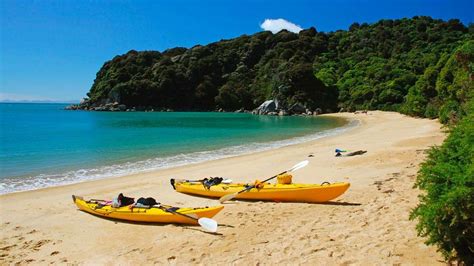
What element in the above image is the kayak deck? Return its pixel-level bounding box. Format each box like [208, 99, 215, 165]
[174, 182, 350, 203]
[72, 195, 223, 224]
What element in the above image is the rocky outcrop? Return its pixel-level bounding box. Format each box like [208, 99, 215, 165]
[255, 100, 278, 115]
[288, 103, 306, 114]
[253, 100, 327, 116]
[65, 102, 128, 112]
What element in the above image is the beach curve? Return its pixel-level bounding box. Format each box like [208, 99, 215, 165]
[0, 111, 446, 264]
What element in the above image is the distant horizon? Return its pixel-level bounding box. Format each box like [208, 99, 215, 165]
[2, 0, 472, 102]
[0, 100, 80, 104]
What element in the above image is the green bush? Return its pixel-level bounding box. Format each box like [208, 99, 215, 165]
[410, 100, 474, 264]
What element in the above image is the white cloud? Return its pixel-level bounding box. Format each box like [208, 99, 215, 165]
[260, 18, 303, 34]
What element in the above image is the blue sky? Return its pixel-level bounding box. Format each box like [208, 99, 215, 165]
[1, 0, 472, 102]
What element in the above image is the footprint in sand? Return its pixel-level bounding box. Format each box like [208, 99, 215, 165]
[32, 239, 52, 251]
[0, 244, 17, 251]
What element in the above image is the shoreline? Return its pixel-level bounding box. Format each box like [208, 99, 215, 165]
[1, 115, 352, 195]
[0, 111, 446, 264]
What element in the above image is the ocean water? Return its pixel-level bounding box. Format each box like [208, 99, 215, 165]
[0, 103, 351, 194]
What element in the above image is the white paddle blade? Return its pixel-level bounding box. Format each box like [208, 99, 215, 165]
[289, 160, 309, 172]
[222, 179, 233, 184]
[198, 217, 218, 233]
[219, 192, 238, 203]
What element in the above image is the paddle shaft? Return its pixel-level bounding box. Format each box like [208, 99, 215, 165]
[219, 160, 308, 203]
[157, 205, 199, 222]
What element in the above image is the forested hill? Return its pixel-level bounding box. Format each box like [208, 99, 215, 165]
[79, 16, 473, 122]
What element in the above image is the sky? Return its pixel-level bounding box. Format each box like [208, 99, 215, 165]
[1, 0, 472, 102]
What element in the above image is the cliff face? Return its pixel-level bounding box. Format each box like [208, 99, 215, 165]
[78, 16, 472, 118]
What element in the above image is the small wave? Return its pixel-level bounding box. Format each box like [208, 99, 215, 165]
[0, 119, 358, 195]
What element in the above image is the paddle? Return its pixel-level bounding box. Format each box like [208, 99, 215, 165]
[157, 205, 218, 233]
[219, 160, 309, 203]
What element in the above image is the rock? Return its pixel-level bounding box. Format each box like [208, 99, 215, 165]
[255, 100, 278, 115]
[234, 108, 244, 113]
[118, 104, 127, 111]
[279, 110, 289, 116]
[306, 109, 313, 115]
[288, 103, 306, 114]
[65, 104, 79, 110]
[267, 112, 278, 116]
[79, 98, 89, 105]
[314, 108, 322, 115]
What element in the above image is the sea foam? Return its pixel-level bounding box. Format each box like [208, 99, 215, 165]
[0, 119, 358, 195]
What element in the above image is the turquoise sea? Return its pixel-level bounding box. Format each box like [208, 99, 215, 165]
[0, 103, 350, 194]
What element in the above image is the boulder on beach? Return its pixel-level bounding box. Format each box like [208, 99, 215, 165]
[255, 100, 278, 115]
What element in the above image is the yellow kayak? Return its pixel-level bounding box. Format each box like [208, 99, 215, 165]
[172, 181, 350, 203]
[72, 195, 224, 224]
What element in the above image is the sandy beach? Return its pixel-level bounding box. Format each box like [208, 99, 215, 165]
[0, 111, 446, 265]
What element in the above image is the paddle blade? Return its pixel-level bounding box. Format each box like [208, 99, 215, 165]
[198, 217, 218, 233]
[219, 192, 238, 203]
[222, 179, 233, 184]
[289, 160, 309, 172]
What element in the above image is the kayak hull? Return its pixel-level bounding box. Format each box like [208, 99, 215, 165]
[72, 195, 223, 224]
[174, 182, 350, 203]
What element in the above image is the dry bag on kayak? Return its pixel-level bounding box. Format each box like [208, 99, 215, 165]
[203, 177, 224, 189]
[136, 197, 158, 207]
[112, 193, 135, 207]
[277, 173, 293, 184]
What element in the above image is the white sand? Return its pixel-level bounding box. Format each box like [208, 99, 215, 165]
[0, 111, 446, 264]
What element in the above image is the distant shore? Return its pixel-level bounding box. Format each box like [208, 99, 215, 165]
[0, 111, 446, 264]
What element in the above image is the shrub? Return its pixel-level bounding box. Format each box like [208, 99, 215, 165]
[410, 101, 474, 264]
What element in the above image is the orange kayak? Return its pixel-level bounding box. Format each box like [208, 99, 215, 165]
[172, 181, 350, 203]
